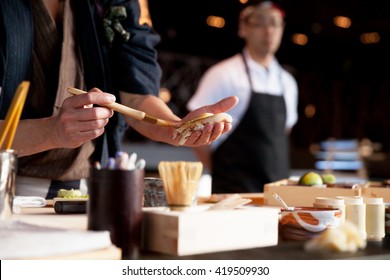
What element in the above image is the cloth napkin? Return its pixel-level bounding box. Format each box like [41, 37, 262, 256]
[12, 196, 46, 213]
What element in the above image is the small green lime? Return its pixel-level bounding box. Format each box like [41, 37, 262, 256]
[321, 173, 336, 184]
[298, 171, 324, 186]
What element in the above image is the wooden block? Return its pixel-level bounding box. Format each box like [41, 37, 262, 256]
[264, 179, 361, 207]
[198, 193, 264, 206]
[142, 206, 279, 256]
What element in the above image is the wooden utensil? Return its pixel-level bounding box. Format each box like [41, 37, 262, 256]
[158, 161, 203, 210]
[67, 87, 179, 128]
[208, 194, 252, 210]
[0, 81, 30, 149]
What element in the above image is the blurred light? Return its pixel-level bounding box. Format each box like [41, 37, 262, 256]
[360, 32, 380, 44]
[207, 16, 225, 28]
[291, 33, 308, 46]
[159, 88, 172, 103]
[334, 16, 351, 28]
[315, 160, 363, 171]
[304, 104, 316, 118]
[239, 0, 249, 4]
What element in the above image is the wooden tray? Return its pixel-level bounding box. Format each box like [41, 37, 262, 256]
[264, 179, 361, 207]
[142, 205, 279, 256]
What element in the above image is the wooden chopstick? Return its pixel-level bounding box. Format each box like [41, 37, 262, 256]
[67, 87, 178, 128]
[0, 81, 30, 150]
[3, 99, 24, 150]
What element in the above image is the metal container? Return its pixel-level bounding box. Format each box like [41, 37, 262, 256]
[0, 149, 17, 220]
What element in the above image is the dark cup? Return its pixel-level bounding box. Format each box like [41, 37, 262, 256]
[143, 177, 167, 207]
[385, 205, 390, 236]
[88, 168, 144, 260]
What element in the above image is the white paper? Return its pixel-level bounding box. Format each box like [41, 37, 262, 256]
[0, 220, 112, 259]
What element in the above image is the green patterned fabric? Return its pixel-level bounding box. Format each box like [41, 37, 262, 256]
[103, 6, 131, 45]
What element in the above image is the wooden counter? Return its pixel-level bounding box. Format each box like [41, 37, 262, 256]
[8, 207, 121, 260]
[13, 207, 87, 230]
[9, 206, 390, 260]
[141, 237, 390, 260]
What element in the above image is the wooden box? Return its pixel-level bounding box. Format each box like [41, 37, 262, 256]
[362, 182, 390, 202]
[142, 206, 279, 256]
[264, 179, 361, 207]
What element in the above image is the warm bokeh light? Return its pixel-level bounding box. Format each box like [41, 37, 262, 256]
[239, 0, 249, 4]
[334, 16, 351, 28]
[360, 32, 380, 44]
[305, 104, 316, 118]
[159, 88, 172, 103]
[291, 33, 308, 46]
[206, 16, 225, 28]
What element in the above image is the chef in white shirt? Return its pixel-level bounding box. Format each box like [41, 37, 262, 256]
[187, 0, 298, 193]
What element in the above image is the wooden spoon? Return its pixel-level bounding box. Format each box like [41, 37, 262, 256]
[67, 87, 179, 127]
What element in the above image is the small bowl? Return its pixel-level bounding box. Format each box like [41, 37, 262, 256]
[143, 177, 167, 207]
[280, 207, 342, 241]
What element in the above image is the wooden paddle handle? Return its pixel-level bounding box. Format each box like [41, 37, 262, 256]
[66, 87, 145, 121]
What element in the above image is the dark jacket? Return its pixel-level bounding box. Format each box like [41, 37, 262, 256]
[0, 0, 162, 162]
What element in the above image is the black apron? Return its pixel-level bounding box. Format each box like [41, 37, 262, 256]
[212, 54, 289, 193]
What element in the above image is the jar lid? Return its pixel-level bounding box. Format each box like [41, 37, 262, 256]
[363, 197, 383, 204]
[314, 196, 344, 206]
[340, 196, 364, 205]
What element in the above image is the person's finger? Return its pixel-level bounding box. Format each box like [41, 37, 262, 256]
[77, 118, 110, 132]
[222, 122, 232, 134]
[72, 127, 106, 144]
[207, 123, 224, 143]
[191, 124, 213, 145]
[65, 90, 116, 108]
[55, 124, 106, 149]
[196, 96, 239, 115]
[79, 107, 114, 121]
[182, 96, 238, 124]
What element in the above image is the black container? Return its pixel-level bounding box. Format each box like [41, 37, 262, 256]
[88, 168, 144, 260]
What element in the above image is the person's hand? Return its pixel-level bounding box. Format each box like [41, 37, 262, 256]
[50, 88, 115, 148]
[175, 96, 239, 146]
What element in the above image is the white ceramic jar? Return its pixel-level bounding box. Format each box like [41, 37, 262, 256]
[313, 197, 345, 225]
[363, 197, 385, 241]
[341, 196, 366, 239]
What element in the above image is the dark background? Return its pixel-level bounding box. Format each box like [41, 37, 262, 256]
[142, 0, 390, 173]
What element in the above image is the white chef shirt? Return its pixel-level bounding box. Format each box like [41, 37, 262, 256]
[187, 49, 298, 151]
